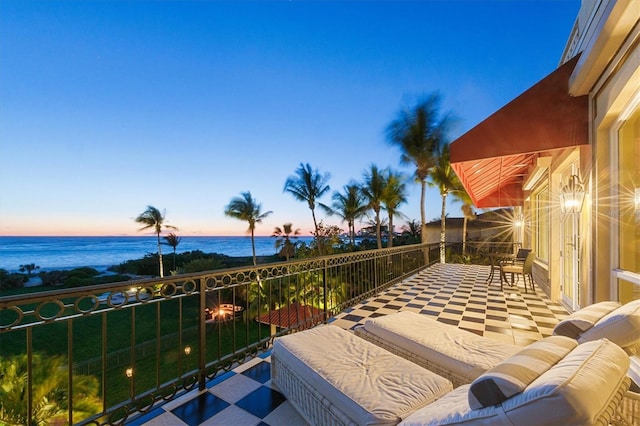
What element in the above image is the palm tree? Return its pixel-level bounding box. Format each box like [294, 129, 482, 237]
[386, 93, 454, 245]
[361, 165, 387, 249]
[283, 163, 331, 255]
[326, 183, 367, 247]
[272, 223, 301, 261]
[163, 232, 182, 272]
[401, 219, 422, 242]
[428, 142, 462, 263]
[135, 205, 177, 277]
[381, 169, 408, 248]
[224, 192, 272, 266]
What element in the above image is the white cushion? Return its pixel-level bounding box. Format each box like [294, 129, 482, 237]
[363, 311, 520, 383]
[578, 299, 640, 354]
[553, 301, 621, 338]
[273, 324, 453, 425]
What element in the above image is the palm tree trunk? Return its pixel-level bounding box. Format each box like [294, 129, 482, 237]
[387, 214, 394, 248]
[440, 193, 446, 264]
[375, 209, 382, 249]
[311, 208, 322, 256]
[251, 228, 257, 266]
[462, 216, 468, 256]
[420, 180, 427, 244]
[156, 232, 164, 277]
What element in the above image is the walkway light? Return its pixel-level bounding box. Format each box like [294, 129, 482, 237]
[560, 175, 585, 215]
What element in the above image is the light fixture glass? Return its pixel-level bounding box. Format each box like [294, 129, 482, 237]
[560, 175, 585, 215]
[125, 367, 134, 378]
[635, 188, 640, 211]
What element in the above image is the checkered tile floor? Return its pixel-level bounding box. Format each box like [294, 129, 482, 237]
[133, 263, 569, 425]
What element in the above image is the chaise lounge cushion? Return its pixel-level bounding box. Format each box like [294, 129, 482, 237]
[272, 324, 453, 425]
[359, 311, 520, 385]
[578, 299, 640, 354]
[399, 338, 630, 425]
[468, 336, 577, 409]
[553, 301, 621, 338]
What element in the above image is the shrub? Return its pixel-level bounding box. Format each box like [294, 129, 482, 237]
[0, 269, 28, 290]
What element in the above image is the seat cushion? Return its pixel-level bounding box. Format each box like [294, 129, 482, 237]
[553, 301, 621, 338]
[273, 324, 453, 425]
[362, 311, 520, 383]
[468, 336, 577, 409]
[578, 299, 640, 354]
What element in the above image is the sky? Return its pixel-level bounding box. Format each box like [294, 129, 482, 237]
[0, 0, 581, 237]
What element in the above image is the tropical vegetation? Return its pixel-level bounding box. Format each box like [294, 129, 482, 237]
[224, 192, 272, 266]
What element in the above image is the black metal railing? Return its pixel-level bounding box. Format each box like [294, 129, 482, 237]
[0, 243, 440, 425]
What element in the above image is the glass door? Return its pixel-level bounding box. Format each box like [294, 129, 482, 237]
[560, 213, 580, 310]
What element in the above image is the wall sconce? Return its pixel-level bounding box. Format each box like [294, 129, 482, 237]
[560, 175, 585, 215]
[635, 188, 640, 211]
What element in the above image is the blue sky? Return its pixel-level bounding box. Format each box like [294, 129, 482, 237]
[0, 0, 580, 237]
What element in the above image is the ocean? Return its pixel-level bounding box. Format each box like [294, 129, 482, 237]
[0, 236, 315, 272]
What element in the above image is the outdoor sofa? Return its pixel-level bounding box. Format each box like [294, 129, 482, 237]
[271, 324, 631, 425]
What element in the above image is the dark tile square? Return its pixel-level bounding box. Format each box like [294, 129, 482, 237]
[235, 386, 286, 419]
[449, 301, 466, 306]
[428, 301, 446, 307]
[465, 307, 486, 314]
[407, 303, 424, 309]
[374, 298, 391, 303]
[342, 314, 365, 322]
[241, 360, 272, 384]
[360, 305, 378, 311]
[395, 297, 412, 303]
[415, 296, 430, 301]
[419, 309, 440, 317]
[437, 317, 459, 326]
[460, 327, 484, 336]
[370, 312, 386, 318]
[443, 308, 463, 315]
[382, 304, 402, 310]
[486, 314, 507, 321]
[171, 392, 229, 426]
[461, 316, 484, 323]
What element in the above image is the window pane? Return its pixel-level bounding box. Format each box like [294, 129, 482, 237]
[618, 108, 640, 274]
[534, 185, 549, 262]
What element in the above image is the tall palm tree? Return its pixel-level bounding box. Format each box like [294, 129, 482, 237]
[163, 232, 182, 272]
[283, 163, 331, 254]
[272, 223, 301, 261]
[361, 165, 387, 249]
[224, 192, 272, 266]
[381, 169, 408, 248]
[326, 183, 367, 247]
[401, 219, 422, 241]
[427, 142, 462, 263]
[135, 205, 177, 278]
[386, 93, 454, 245]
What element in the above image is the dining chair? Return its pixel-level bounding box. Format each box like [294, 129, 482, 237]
[501, 251, 536, 293]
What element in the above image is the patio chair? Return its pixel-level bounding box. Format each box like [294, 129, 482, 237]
[272, 324, 631, 426]
[500, 250, 536, 292]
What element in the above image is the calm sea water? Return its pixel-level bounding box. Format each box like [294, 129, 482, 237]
[0, 236, 314, 272]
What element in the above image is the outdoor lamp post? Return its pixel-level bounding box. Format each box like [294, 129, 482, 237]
[560, 175, 585, 215]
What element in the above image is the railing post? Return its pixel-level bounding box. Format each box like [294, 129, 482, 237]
[323, 258, 328, 323]
[198, 277, 206, 391]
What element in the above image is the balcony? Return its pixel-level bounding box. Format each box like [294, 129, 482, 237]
[0, 243, 569, 425]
